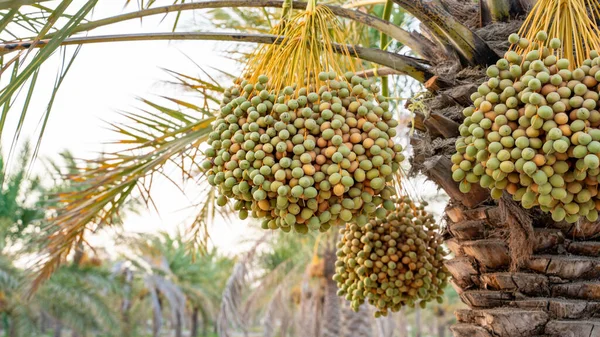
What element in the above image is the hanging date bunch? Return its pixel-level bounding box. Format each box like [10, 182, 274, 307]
[451, 0, 600, 223]
[201, 0, 406, 233]
[333, 196, 448, 316]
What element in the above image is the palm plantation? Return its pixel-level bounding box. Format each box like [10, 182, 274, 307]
[2, 0, 600, 336]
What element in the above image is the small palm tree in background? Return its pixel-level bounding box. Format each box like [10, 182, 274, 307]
[117, 231, 234, 337]
[0, 144, 119, 337]
[0, 144, 43, 252]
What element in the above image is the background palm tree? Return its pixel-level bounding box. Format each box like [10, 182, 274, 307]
[0, 144, 43, 252]
[0, 143, 119, 337]
[3, 0, 599, 336]
[117, 231, 234, 337]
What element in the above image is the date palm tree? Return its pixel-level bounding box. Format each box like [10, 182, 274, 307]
[3, 0, 600, 336]
[0, 145, 119, 337]
[117, 232, 233, 337]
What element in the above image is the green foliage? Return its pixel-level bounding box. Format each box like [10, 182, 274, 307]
[0, 143, 43, 251]
[258, 232, 313, 273]
[0, 253, 120, 337]
[36, 265, 120, 335]
[117, 232, 235, 336]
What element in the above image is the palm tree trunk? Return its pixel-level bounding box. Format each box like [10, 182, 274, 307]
[320, 236, 341, 337]
[40, 311, 48, 333]
[2, 313, 8, 337]
[414, 307, 421, 337]
[443, 201, 600, 337]
[340, 300, 373, 337]
[436, 307, 446, 337]
[320, 278, 341, 337]
[202, 310, 210, 337]
[191, 307, 199, 337]
[54, 320, 62, 337]
[150, 287, 162, 337]
[397, 309, 407, 337]
[404, 2, 600, 336]
[417, 56, 600, 335]
[439, 323, 447, 337]
[175, 311, 183, 337]
[8, 317, 16, 337]
[121, 268, 133, 336]
[298, 283, 319, 337]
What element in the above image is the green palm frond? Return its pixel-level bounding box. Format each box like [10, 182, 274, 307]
[0, 255, 22, 290]
[0, 254, 118, 337]
[117, 231, 234, 335]
[0, 0, 224, 168]
[241, 233, 316, 322]
[0, 142, 45, 251]
[33, 86, 220, 289]
[0, 0, 97, 153]
[217, 237, 268, 337]
[147, 274, 187, 325]
[218, 258, 250, 337]
[36, 265, 120, 333]
[6, 303, 38, 337]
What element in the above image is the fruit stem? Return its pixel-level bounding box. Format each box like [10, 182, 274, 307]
[282, 0, 293, 20]
[380, 0, 393, 98]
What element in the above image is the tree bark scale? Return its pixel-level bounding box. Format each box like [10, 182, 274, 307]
[422, 156, 489, 208]
[423, 112, 461, 138]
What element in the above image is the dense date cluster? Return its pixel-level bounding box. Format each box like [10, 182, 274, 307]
[203, 72, 404, 233]
[333, 197, 448, 316]
[452, 32, 600, 223]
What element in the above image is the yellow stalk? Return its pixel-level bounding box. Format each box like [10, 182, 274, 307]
[243, 3, 360, 95]
[511, 0, 600, 68]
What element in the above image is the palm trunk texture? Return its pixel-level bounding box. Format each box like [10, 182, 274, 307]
[340, 299, 373, 337]
[191, 307, 199, 337]
[320, 240, 342, 337]
[53, 321, 62, 337]
[175, 311, 183, 337]
[401, 0, 600, 336]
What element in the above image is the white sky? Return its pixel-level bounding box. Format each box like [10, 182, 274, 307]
[1, 0, 448, 257]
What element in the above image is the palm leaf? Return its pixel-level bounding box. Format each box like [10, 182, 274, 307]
[0, 1, 52, 10]
[31, 91, 219, 290]
[217, 238, 266, 337]
[0, 0, 97, 141]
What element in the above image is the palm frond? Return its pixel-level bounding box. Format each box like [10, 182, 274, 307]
[262, 282, 293, 337]
[217, 238, 265, 337]
[0, 0, 97, 146]
[32, 84, 219, 290]
[8, 302, 38, 337]
[34, 265, 120, 335]
[217, 259, 249, 337]
[0, 0, 214, 170]
[149, 274, 187, 325]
